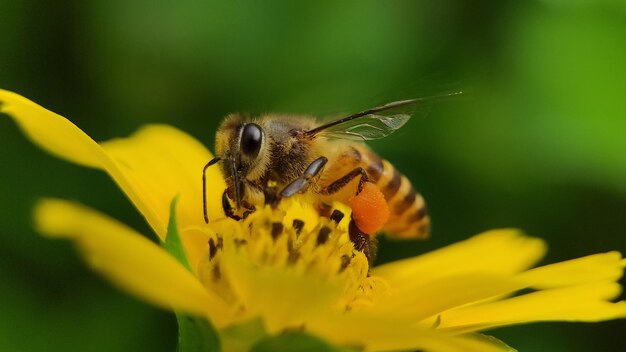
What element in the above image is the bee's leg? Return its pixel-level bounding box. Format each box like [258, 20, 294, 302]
[349, 219, 377, 265]
[263, 181, 279, 206]
[274, 156, 328, 206]
[222, 190, 242, 221]
[316, 167, 368, 218]
[222, 190, 252, 221]
[222, 185, 255, 220]
[318, 167, 377, 263]
[318, 167, 369, 196]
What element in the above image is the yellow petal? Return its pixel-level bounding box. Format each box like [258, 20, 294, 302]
[373, 273, 521, 322]
[34, 198, 231, 326]
[517, 251, 624, 289]
[0, 89, 105, 168]
[306, 312, 513, 352]
[101, 125, 225, 237]
[372, 229, 546, 288]
[439, 281, 626, 332]
[385, 251, 625, 326]
[0, 90, 164, 239]
[101, 125, 225, 268]
[1, 90, 224, 249]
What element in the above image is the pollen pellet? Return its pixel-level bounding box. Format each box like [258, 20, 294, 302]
[349, 182, 389, 234]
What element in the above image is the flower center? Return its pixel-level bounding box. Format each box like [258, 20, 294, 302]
[196, 201, 389, 313]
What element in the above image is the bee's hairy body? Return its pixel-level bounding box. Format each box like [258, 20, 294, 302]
[215, 114, 430, 239]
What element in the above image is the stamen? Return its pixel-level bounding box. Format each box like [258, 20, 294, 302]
[212, 265, 221, 280]
[208, 238, 218, 260]
[292, 219, 305, 235]
[271, 222, 284, 239]
[234, 238, 247, 248]
[317, 226, 332, 245]
[330, 209, 345, 223]
[339, 254, 351, 272]
[197, 204, 389, 314]
[288, 251, 300, 264]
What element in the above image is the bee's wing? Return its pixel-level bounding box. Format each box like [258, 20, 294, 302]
[312, 112, 412, 141]
[304, 92, 462, 141]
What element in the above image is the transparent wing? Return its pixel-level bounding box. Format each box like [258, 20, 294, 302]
[305, 92, 462, 141]
[316, 113, 412, 141]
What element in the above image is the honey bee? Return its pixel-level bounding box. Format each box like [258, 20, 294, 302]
[203, 93, 460, 260]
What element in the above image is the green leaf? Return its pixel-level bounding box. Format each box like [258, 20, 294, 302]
[176, 314, 221, 352]
[162, 196, 192, 272]
[220, 319, 266, 352]
[163, 197, 221, 352]
[251, 331, 352, 352]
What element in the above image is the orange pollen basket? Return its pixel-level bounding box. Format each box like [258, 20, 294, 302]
[349, 182, 390, 234]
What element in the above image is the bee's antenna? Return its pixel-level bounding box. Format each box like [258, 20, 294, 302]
[203, 157, 221, 223]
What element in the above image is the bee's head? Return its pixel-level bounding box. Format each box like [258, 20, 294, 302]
[215, 114, 268, 208]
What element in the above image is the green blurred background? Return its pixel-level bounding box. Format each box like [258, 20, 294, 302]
[1, 1, 625, 351]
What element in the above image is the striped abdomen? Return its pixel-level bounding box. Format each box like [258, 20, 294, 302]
[323, 144, 430, 239]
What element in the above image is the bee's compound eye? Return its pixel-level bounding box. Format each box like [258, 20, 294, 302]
[240, 123, 263, 157]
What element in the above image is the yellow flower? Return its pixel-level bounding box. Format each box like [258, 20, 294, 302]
[2, 89, 625, 351]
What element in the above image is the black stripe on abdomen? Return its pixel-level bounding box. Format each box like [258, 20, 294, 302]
[381, 164, 401, 200]
[394, 188, 416, 215]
